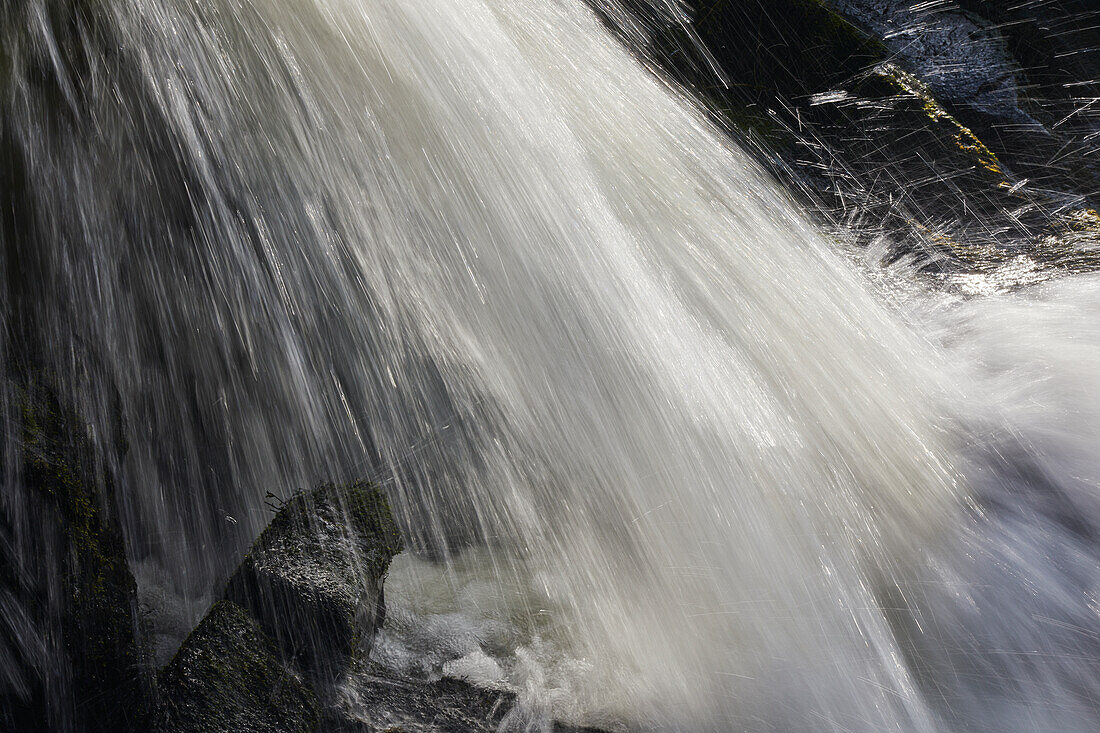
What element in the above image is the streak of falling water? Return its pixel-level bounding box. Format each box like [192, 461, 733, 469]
[5, 0, 1100, 730]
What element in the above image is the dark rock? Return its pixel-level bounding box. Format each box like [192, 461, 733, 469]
[960, 0, 1099, 118]
[956, 0, 1100, 186]
[157, 600, 320, 733]
[802, 62, 1055, 257]
[225, 482, 404, 682]
[608, 0, 1099, 273]
[601, 0, 885, 101]
[0, 370, 151, 732]
[325, 667, 511, 733]
[826, 0, 1100, 206]
[689, 0, 886, 102]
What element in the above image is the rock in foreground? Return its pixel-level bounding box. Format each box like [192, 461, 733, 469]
[225, 481, 404, 681]
[331, 664, 607, 733]
[157, 600, 319, 733]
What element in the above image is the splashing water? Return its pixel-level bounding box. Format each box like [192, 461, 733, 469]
[5, 0, 1100, 730]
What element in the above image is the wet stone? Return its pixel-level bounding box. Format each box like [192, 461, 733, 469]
[157, 600, 320, 733]
[225, 482, 404, 682]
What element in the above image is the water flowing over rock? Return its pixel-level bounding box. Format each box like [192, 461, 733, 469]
[4, 0, 1100, 731]
[225, 482, 404, 682]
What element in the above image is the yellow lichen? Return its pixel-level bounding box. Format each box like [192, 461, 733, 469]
[878, 63, 1003, 176]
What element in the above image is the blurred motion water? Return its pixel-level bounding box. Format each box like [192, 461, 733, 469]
[3, 0, 1100, 730]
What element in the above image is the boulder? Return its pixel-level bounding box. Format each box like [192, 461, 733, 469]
[157, 600, 319, 733]
[225, 482, 404, 682]
[326, 666, 512, 733]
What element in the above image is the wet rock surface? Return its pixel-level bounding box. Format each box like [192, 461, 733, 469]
[155, 482, 401, 731]
[609, 0, 1100, 274]
[157, 600, 320, 733]
[826, 0, 1100, 200]
[155, 482, 610, 732]
[154, 482, 611, 732]
[327, 667, 513, 733]
[1, 369, 151, 732]
[225, 481, 404, 682]
[4, 3, 1100, 731]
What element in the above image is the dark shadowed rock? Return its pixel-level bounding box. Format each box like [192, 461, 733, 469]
[157, 600, 319, 733]
[826, 0, 1100, 204]
[600, 0, 885, 102]
[225, 482, 404, 682]
[605, 0, 1100, 274]
[0, 370, 150, 732]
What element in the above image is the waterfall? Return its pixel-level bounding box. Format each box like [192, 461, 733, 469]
[5, 0, 1100, 730]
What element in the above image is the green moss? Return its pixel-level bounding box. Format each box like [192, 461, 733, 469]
[9, 370, 149, 731]
[20, 384, 118, 572]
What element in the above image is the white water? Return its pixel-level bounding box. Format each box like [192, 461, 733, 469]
[8, 0, 1100, 729]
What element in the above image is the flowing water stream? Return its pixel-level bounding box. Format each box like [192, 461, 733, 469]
[4, 0, 1100, 730]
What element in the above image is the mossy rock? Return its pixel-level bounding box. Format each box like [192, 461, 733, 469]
[928, 1, 1099, 204]
[853, 64, 1005, 181]
[1, 370, 149, 731]
[225, 482, 403, 683]
[604, 0, 1046, 258]
[157, 600, 319, 733]
[781, 60, 1068, 257]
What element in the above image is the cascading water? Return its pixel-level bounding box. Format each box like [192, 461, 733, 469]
[3, 0, 1100, 730]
